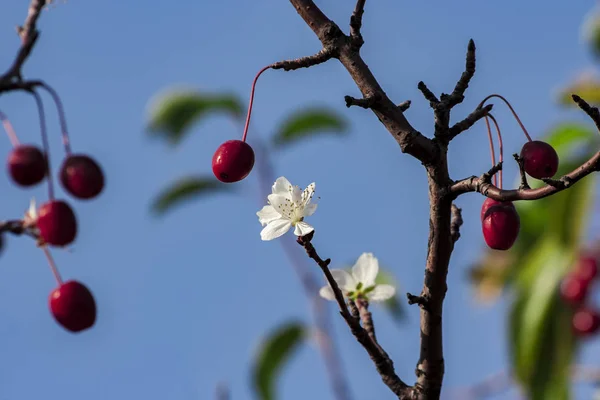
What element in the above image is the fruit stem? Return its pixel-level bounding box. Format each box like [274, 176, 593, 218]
[31, 90, 55, 200]
[479, 94, 532, 142]
[0, 110, 20, 147]
[42, 246, 63, 285]
[483, 115, 497, 187]
[241, 65, 272, 143]
[38, 82, 72, 155]
[487, 113, 504, 189]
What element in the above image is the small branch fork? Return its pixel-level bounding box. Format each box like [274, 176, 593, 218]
[0, 0, 49, 95]
[276, 1, 600, 399]
[297, 232, 415, 399]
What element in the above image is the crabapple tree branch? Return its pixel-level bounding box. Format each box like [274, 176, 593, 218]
[297, 232, 414, 398]
[0, 0, 48, 94]
[450, 204, 463, 244]
[285, 0, 437, 165]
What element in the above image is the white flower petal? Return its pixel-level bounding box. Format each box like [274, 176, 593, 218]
[267, 194, 294, 220]
[303, 203, 317, 217]
[293, 221, 314, 237]
[291, 185, 303, 204]
[302, 182, 316, 207]
[272, 177, 293, 196]
[368, 284, 396, 302]
[330, 269, 357, 292]
[319, 286, 336, 301]
[256, 205, 281, 226]
[260, 219, 292, 241]
[351, 252, 379, 287]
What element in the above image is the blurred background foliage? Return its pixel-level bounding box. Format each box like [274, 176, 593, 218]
[144, 4, 600, 400]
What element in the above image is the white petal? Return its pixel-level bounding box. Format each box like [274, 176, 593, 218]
[272, 176, 293, 196]
[291, 185, 303, 204]
[319, 286, 336, 301]
[368, 284, 396, 302]
[303, 203, 317, 217]
[330, 269, 357, 292]
[267, 194, 294, 220]
[260, 219, 292, 241]
[351, 252, 379, 287]
[301, 182, 316, 207]
[293, 221, 314, 236]
[256, 205, 281, 226]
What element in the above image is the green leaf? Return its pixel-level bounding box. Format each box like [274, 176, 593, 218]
[272, 108, 348, 148]
[375, 268, 405, 323]
[509, 235, 576, 400]
[147, 90, 243, 145]
[251, 321, 307, 400]
[582, 8, 600, 60]
[151, 176, 233, 215]
[558, 75, 600, 107]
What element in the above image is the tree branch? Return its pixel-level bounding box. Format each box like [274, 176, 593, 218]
[448, 104, 493, 140]
[271, 47, 336, 71]
[297, 232, 414, 399]
[349, 0, 366, 49]
[513, 153, 530, 190]
[0, 0, 48, 94]
[355, 298, 377, 343]
[285, 0, 437, 165]
[450, 204, 463, 244]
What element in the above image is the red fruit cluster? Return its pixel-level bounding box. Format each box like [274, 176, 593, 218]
[481, 198, 520, 251]
[559, 256, 600, 337]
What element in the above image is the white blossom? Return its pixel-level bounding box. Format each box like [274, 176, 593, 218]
[319, 253, 395, 302]
[23, 198, 37, 228]
[257, 176, 317, 241]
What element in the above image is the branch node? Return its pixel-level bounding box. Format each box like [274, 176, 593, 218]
[344, 93, 381, 109]
[480, 162, 503, 185]
[418, 81, 439, 105]
[407, 292, 430, 309]
[450, 204, 463, 244]
[349, 0, 366, 49]
[513, 153, 530, 190]
[271, 47, 335, 71]
[398, 100, 411, 112]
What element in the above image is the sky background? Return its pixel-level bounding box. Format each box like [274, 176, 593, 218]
[0, 1, 599, 399]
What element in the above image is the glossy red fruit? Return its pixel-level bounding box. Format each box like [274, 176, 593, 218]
[49, 280, 96, 333]
[480, 198, 515, 222]
[60, 154, 105, 199]
[7, 145, 47, 186]
[520, 140, 559, 179]
[572, 307, 600, 337]
[482, 202, 520, 250]
[37, 200, 77, 247]
[574, 256, 598, 283]
[212, 140, 255, 183]
[560, 275, 589, 305]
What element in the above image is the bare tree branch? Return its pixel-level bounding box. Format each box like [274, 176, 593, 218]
[398, 100, 411, 112]
[417, 81, 439, 105]
[445, 39, 476, 108]
[271, 47, 336, 71]
[344, 93, 381, 109]
[349, 0, 366, 49]
[448, 104, 493, 140]
[355, 299, 377, 343]
[285, 0, 437, 164]
[297, 232, 414, 399]
[513, 153, 530, 190]
[0, 0, 48, 94]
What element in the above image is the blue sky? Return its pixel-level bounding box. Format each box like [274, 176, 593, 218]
[0, 1, 599, 399]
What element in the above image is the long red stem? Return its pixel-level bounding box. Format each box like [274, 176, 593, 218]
[0, 110, 20, 147]
[241, 65, 272, 142]
[487, 114, 504, 189]
[479, 94, 532, 142]
[38, 82, 72, 155]
[42, 246, 63, 285]
[31, 90, 54, 200]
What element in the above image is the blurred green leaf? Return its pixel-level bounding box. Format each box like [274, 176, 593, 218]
[252, 321, 307, 400]
[582, 8, 600, 60]
[558, 76, 600, 107]
[272, 108, 348, 148]
[147, 90, 243, 145]
[151, 176, 233, 215]
[375, 268, 405, 323]
[509, 235, 575, 400]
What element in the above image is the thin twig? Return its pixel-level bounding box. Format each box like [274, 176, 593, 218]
[344, 93, 381, 109]
[417, 81, 439, 105]
[445, 39, 476, 108]
[448, 104, 493, 140]
[513, 153, 530, 190]
[0, 0, 48, 93]
[349, 0, 366, 48]
[297, 232, 414, 398]
[271, 47, 336, 71]
[355, 298, 377, 343]
[398, 100, 411, 112]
